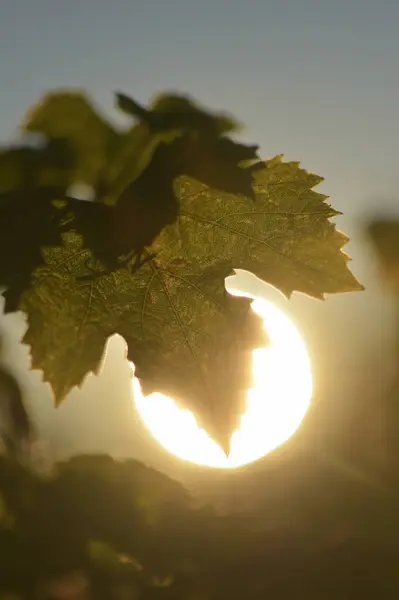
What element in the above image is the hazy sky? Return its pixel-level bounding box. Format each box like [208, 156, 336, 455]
[0, 0, 398, 474]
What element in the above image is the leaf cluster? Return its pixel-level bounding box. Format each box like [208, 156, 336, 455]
[0, 89, 363, 451]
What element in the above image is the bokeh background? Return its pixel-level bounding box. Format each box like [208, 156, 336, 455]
[0, 0, 398, 490]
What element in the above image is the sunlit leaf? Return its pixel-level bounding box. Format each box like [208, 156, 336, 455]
[175, 156, 363, 299]
[17, 231, 265, 452]
[0, 89, 363, 453]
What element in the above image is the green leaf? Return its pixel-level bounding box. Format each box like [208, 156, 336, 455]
[6, 156, 362, 451]
[116, 92, 239, 136]
[0, 140, 74, 198]
[175, 156, 363, 299]
[63, 136, 260, 269]
[0, 89, 364, 456]
[56, 181, 178, 269]
[22, 88, 179, 206]
[169, 135, 260, 199]
[22, 91, 119, 187]
[0, 143, 73, 296]
[114, 93, 258, 201]
[105, 122, 181, 203]
[17, 231, 265, 453]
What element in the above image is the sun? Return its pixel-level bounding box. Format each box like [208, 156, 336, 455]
[131, 295, 312, 468]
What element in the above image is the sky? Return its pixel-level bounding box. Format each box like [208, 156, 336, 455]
[0, 0, 398, 478]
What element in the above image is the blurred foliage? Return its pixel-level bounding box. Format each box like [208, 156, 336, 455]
[1, 448, 399, 599]
[0, 364, 34, 461]
[0, 334, 399, 598]
[367, 217, 399, 290]
[0, 88, 362, 450]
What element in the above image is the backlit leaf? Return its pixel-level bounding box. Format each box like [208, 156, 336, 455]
[174, 156, 363, 299]
[18, 231, 265, 452]
[0, 89, 363, 453]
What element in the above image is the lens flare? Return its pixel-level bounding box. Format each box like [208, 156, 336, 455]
[132, 298, 312, 468]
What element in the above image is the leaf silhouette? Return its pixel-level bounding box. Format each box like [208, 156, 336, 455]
[0, 141, 74, 300]
[115, 92, 258, 200]
[105, 121, 181, 204]
[116, 92, 239, 136]
[160, 135, 260, 199]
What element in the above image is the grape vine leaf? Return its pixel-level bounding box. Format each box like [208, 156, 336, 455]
[6, 156, 362, 453]
[102, 135, 260, 264]
[22, 90, 257, 208]
[174, 156, 364, 299]
[22, 91, 119, 187]
[21, 91, 183, 208]
[1, 84, 364, 454]
[1, 88, 261, 302]
[54, 135, 261, 269]
[0, 141, 74, 294]
[17, 231, 266, 454]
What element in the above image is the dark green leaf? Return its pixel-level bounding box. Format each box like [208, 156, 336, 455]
[0, 140, 74, 197]
[169, 135, 260, 199]
[105, 134, 260, 263]
[114, 93, 257, 200]
[0, 197, 63, 313]
[105, 123, 181, 203]
[0, 143, 74, 298]
[115, 93, 149, 121]
[58, 166, 178, 268]
[116, 92, 239, 136]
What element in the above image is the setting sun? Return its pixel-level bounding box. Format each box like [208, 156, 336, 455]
[131, 296, 312, 469]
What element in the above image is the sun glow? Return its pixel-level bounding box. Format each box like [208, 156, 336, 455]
[132, 297, 312, 468]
